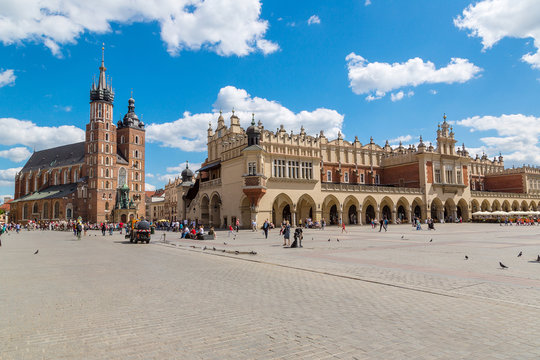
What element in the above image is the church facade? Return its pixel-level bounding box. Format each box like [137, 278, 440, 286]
[10, 53, 146, 224]
[177, 112, 540, 228]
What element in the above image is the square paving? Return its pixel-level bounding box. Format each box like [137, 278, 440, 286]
[2, 223, 540, 359]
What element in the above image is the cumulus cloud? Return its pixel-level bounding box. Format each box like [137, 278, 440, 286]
[389, 135, 413, 144]
[0, 69, 15, 87]
[455, 0, 540, 69]
[0, 147, 32, 162]
[307, 15, 320, 25]
[151, 162, 202, 186]
[365, 0, 372, 5]
[0, 118, 84, 151]
[147, 86, 344, 151]
[0, 0, 277, 57]
[346, 53, 482, 100]
[456, 114, 540, 164]
[390, 90, 414, 102]
[0, 167, 22, 187]
[145, 183, 156, 191]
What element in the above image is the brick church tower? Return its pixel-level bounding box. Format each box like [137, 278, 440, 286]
[85, 47, 118, 223]
[116, 95, 146, 219]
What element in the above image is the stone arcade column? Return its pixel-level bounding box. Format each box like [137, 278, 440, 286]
[392, 206, 397, 224]
[407, 206, 413, 224]
[357, 205, 363, 225]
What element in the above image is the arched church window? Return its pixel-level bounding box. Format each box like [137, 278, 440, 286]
[98, 103, 102, 118]
[106, 157, 110, 165]
[106, 181, 110, 189]
[105, 169, 109, 177]
[135, 136, 139, 144]
[63, 170, 68, 184]
[90, 132, 94, 141]
[53, 202, 60, 219]
[118, 167, 127, 186]
[121, 135, 125, 144]
[106, 144, 109, 153]
[33, 202, 38, 214]
[105, 202, 109, 210]
[105, 133, 109, 141]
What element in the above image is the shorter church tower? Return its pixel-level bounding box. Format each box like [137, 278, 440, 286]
[117, 95, 146, 219]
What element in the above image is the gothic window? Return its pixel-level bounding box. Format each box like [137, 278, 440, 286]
[74, 170, 78, 182]
[105, 157, 110, 165]
[121, 135, 125, 144]
[135, 136, 139, 144]
[89, 168, 94, 178]
[23, 204, 28, 219]
[106, 144, 109, 153]
[327, 170, 332, 182]
[63, 170, 68, 184]
[34, 176, 37, 191]
[105, 169, 109, 177]
[90, 132, 94, 141]
[106, 181, 110, 189]
[43, 202, 49, 219]
[98, 103, 102, 118]
[106, 122, 109, 130]
[134, 161, 139, 169]
[135, 172, 139, 180]
[135, 183, 139, 191]
[105, 133, 109, 141]
[109, 193, 112, 199]
[344, 172, 349, 183]
[135, 150, 139, 158]
[53, 202, 60, 219]
[118, 167, 127, 186]
[91, 123, 94, 130]
[94, 144, 97, 152]
[54, 172, 59, 185]
[33, 202, 38, 214]
[66, 207, 72, 219]
[43, 173, 47, 185]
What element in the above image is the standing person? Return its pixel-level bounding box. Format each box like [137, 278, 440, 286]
[321, 218, 326, 230]
[101, 223, 106, 236]
[235, 218, 240, 232]
[76, 222, 82, 240]
[282, 221, 291, 247]
[379, 218, 385, 232]
[251, 219, 257, 232]
[262, 219, 270, 239]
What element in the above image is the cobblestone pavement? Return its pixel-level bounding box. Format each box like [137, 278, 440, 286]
[2, 226, 540, 359]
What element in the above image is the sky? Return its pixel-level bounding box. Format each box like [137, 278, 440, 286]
[1, 0, 540, 197]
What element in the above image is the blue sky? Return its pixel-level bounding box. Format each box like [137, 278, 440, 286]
[1, 0, 540, 197]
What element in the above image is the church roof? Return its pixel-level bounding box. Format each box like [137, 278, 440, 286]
[116, 152, 128, 165]
[21, 142, 85, 173]
[11, 183, 78, 203]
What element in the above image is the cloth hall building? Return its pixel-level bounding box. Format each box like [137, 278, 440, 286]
[177, 113, 540, 228]
[10, 54, 146, 224]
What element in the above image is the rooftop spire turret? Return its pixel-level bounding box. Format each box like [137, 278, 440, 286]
[90, 44, 114, 104]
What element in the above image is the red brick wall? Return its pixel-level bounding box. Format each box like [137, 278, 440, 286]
[484, 174, 524, 193]
[426, 161, 433, 183]
[381, 163, 420, 188]
[322, 165, 381, 184]
[463, 166, 468, 186]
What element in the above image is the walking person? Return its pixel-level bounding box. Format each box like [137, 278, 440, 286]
[341, 221, 347, 233]
[262, 219, 270, 239]
[235, 218, 240, 232]
[379, 218, 384, 232]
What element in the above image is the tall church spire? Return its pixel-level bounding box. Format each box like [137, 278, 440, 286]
[90, 44, 114, 104]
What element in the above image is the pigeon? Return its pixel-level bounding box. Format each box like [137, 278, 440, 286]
[212, 247, 216, 251]
[518, 251, 522, 257]
[250, 251, 257, 255]
[337, 238, 340, 242]
[203, 246, 207, 250]
[499, 262, 508, 269]
[34, 249, 39, 255]
[223, 242, 227, 245]
[429, 239, 433, 242]
[401, 235, 404, 239]
[222, 249, 226, 252]
[235, 251, 239, 255]
[328, 238, 331, 242]
[537, 255, 540, 262]
[312, 237, 313, 241]
[465, 255, 468, 260]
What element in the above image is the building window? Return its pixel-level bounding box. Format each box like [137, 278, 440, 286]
[135, 136, 139, 144]
[327, 170, 332, 182]
[43, 173, 47, 185]
[135, 172, 139, 180]
[301, 162, 313, 179]
[106, 106, 110, 120]
[135, 150, 139, 158]
[135, 183, 139, 191]
[248, 162, 256, 175]
[105, 157, 110, 165]
[434, 169, 441, 183]
[53, 202, 60, 219]
[360, 173, 365, 183]
[288, 161, 299, 179]
[105, 169, 110, 178]
[98, 103, 102, 118]
[105, 133, 109, 141]
[34, 176, 38, 191]
[106, 122, 109, 130]
[456, 169, 462, 184]
[344, 172, 349, 183]
[445, 167, 454, 184]
[90, 132, 94, 141]
[375, 174, 380, 184]
[121, 135, 125, 144]
[118, 167, 127, 186]
[273, 159, 286, 178]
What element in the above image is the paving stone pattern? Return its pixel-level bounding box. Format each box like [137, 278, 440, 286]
[1, 225, 540, 359]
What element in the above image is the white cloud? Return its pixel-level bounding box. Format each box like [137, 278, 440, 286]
[145, 183, 156, 191]
[429, 89, 438, 95]
[0, 118, 84, 151]
[0, 147, 32, 162]
[390, 90, 414, 102]
[54, 105, 72, 112]
[0, 167, 22, 188]
[455, 0, 540, 69]
[307, 15, 320, 25]
[346, 53, 482, 100]
[389, 135, 413, 144]
[456, 114, 540, 164]
[147, 86, 344, 151]
[0, 69, 15, 87]
[0, 0, 277, 57]
[365, 0, 372, 5]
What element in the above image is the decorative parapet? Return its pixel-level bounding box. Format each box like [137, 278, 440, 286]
[321, 183, 424, 194]
[243, 175, 267, 188]
[470, 190, 540, 199]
